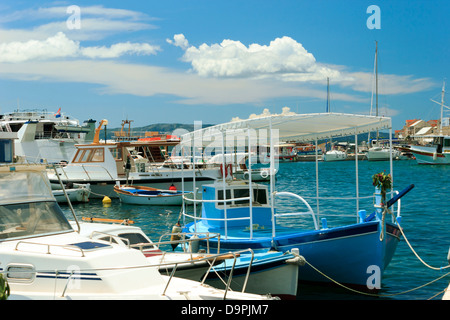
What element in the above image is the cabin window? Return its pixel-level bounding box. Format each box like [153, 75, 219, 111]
[253, 188, 268, 205]
[110, 147, 123, 161]
[72, 148, 104, 163]
[217, 190, 232, 206]
[234, 189, 250, 205]
[216, 188, 268, 207]
[444, 139, 450, 148]
[90, 148, 104, 162]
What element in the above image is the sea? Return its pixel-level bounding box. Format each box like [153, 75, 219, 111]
[60, 159, 450, 300]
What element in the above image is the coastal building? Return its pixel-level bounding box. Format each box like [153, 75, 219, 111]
[395, 118, 450, 144]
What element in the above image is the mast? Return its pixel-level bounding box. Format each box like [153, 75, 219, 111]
[440, 81, 446, 135]
[326, 77, 330, 113]
[375, 41, 379, 142]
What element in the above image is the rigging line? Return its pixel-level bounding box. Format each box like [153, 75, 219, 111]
[389, 210, 450, 271]
[304, 258, 450, 298]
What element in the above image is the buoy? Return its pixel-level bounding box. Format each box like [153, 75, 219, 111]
[170, 221, 182, 251]
[102, 196, 111, 203]
[188, 234, 200, 253]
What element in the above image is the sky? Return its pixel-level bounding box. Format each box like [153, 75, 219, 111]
[0, 0, 448, 131]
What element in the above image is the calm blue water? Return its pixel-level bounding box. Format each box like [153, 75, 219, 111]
[61, 160, 450, 300]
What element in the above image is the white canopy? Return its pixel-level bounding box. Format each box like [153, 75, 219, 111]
[181, 112, 391, 146]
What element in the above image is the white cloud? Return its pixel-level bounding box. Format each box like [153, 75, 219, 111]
[81, 42, 160, 59]
[166, 34, 190, 50]
[170, 35, 341, 81]
[0, 32, 160, 62]
[0, 5, 156, 42]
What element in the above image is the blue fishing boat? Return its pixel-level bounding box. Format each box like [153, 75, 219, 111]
[179, 113, 414, 289]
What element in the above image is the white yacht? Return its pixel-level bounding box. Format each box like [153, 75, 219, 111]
[0, 109, 96, 164]
[47, 121, 221, 198]
[323, 149, 347, 161]
[0, 164, 273, 300]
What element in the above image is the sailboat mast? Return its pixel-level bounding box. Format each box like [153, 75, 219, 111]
[375, 41, 378, 117]
[375, 41, 379, 141]
[327, 77, 330, 113]
[440, 81, 446, 135]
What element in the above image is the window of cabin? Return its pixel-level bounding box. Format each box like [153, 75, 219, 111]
[89, 148, 104, 162]
[72, 148, 104, 163]
[110, 147, 123, 160]
[216, 188, 268, 207]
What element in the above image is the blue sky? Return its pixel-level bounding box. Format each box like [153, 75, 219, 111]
[0, 0, 448, 131]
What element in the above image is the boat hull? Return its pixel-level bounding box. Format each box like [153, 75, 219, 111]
[186, 220, 400, 288]
[204, 252, 299, 299]
[114, 185, 186, 205]
[409, 146, 450, 164]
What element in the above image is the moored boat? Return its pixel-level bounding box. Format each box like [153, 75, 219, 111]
[0, 164, 274, 300]
[180, 112, 411, 290]
[114, 185, 189, 205]
[52, 183, 90, 203]
[72, 218, 301, 298]
[47, 120, 221, 198]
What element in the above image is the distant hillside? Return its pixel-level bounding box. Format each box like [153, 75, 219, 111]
[101, 123, 215, 139]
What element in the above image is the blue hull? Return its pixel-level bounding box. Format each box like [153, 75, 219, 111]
[185, 220, 401, 288]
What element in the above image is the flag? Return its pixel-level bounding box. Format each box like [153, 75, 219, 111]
[54, 108, 61, 118]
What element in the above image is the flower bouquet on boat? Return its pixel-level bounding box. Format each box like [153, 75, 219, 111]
[178, 112, 415, 290]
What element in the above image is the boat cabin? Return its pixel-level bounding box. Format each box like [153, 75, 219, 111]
[70, 140, 180, 177]
[431, 136, 450, 153]
[200, 182, 272, 229]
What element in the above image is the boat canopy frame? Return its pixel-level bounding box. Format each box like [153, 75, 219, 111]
[179, 112, 397, 241]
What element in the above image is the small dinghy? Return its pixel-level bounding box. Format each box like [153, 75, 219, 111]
[114, 185, 190, 205]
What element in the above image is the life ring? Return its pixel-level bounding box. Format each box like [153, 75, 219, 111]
[243, 171, 250, 180]
[260, 169, 269, 179]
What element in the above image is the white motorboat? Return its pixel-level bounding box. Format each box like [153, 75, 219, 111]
[366, 142, 402, 161]
[52, 183, 90, 203]
[73, 218, 301, 298]
[0, 109, 96, 164]
[0, 164, 273, 300]
[323, 149, 347, 161]
[47, 120, 222, 198]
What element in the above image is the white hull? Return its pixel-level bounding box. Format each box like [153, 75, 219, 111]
[409, 145, 450, 165]
[323, 150, 347, 161]
[366, 147, 402, 161]
[203, 259, 299, 298]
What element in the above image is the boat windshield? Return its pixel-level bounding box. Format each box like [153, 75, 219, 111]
[0, 167, 73, 241]
[0, 201, 73, 241]
[0, 169, 54, 205]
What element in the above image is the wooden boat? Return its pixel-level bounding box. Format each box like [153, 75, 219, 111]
[114, 185, 190, 205]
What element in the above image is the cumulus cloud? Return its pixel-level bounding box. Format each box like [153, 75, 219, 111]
[166, 34, 189, 50]
[168, 34, 341, 81]
[0, 32, 160, 62]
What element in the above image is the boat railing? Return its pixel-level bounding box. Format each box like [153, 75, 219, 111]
[14, 241, 86, 257]
[155, 232, 222, 255]
[158, 248, 254, 299]
[274, 191, 319, 230]
[183, 195, 254, 238]
[57, 164, 115, 180]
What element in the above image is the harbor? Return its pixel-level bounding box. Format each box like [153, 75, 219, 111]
[57, 159, 449, 300]
[0, 1, 449, 304]
[1, 111, 449, 301]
